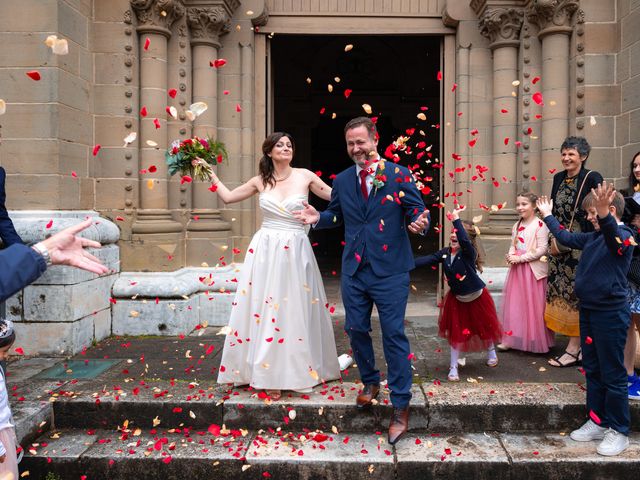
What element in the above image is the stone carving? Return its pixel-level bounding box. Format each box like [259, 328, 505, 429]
[130, 0, 186, 34]
[186, 6, 230, 45]
[528, 0, 578, 32]
[479, 8, 524, 46]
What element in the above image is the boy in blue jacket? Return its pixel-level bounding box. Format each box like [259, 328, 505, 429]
[538, 182, 633, 456]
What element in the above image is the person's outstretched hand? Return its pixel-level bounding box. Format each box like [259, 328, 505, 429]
[408, 209, 430, 234]
[536, 196, 553, 217]
[38, 219, 110, 275]
[592, 181, 616, 219]
[292, 201, 320, 225]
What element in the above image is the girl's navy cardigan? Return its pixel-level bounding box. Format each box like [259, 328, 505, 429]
[414, 218, 486, 296]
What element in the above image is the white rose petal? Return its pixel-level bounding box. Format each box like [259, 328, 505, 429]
[362, 103, 372, 114]
[185, 110, 196, 122]
[189, 102, 208, 117]
[168, 106, 178, 119]
[123, 132, 137, 147]
[0, 99, 6, 116]
[52, 39, 69, 55]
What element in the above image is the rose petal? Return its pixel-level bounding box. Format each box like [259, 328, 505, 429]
[140, 106, 148, 117]
[189, 101, 208, 117]
[52, 38, 68, 55]
[26, 70, 41, 81]
[0, 99, 5, 116]
[144, 38, 151, 50]
[362, 104, 372, 114]
[344, 88, 352, 98]
[123, 132, 137, 146]
[236, 104, 242, 112]
[92, 144, 101, 156]
[344, 44, 353, 52]
[437, 71, 442, 81]
[532, 92, 543, 105]
[45, 35, 57, 48]
[168, 88, 177, 98]
[153, 118, 161, 129]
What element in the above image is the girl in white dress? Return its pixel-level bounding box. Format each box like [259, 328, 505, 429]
[213, 132, 340, 400]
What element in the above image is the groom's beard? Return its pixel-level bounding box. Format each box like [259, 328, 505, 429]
[350, 151, 377, 167]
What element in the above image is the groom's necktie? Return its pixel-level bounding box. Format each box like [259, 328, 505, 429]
[359, 169, 369, 201]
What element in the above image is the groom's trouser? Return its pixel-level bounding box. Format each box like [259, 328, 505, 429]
[342, 263, 412, 408]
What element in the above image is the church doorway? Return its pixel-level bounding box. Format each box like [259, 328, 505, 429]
[270, 35, 442, 283]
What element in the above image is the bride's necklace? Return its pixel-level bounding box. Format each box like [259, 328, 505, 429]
[274, 169, 292, 182]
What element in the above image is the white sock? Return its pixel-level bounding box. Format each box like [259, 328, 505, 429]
[487, 343, 497, 361]
[450, 347, 460, 369]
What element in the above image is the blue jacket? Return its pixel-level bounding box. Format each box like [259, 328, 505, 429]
[315, 162, 428, 277]
[0, 244, 47, 302]
[414, 218, 486, 295]
[0, 167, 23, 247]
[544, 213, 634, 311]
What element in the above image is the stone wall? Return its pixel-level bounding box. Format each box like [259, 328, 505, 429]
[616, 0, 640, 179]
[0, 0, 94, 210]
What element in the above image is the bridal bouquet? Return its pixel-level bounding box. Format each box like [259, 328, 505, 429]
[165, 136, 228, 181]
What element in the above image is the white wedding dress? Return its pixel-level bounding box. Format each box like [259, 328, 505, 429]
[217, 193, 340, 390]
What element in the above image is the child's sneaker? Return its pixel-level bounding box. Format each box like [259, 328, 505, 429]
[596, 428, 629, 456]
[569, 420, 606, 442]
[629, 375, 640, 400]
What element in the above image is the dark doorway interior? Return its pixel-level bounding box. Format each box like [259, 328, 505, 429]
[272, 35, 441, 283]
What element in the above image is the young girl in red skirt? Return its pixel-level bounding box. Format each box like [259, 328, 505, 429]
[415, 206, 502, 381]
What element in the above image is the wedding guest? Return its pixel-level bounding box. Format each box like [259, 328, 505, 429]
[619, 151, 640, 400]
[414, 206, 501, 382]
[0, 319, 19, 479]
[0, 166, 23, 322]
[546, 137, 602, 367]
[0, 218, 109, 302]
[539, 183, 633, 456]
[498, 192, 553, 353]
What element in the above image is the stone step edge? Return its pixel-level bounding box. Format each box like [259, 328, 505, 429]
[21, 429, 640, 479]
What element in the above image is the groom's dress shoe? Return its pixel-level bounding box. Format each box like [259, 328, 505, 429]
[356, 383, 380, 409]
[388, 407, 409, 445]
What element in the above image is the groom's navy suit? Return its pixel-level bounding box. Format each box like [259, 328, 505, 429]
[315, 161, 428, 408]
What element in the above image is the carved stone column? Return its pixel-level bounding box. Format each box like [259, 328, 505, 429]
[129, 0, 184, 269]
[528, 0, 579, 184]
[480, 7, 524, 233]
[184, 3, 235, 264]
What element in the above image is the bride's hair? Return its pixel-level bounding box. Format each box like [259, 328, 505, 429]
[259, 132, 295, 188]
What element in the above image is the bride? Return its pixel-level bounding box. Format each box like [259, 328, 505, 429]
[213, 132, 340, 399]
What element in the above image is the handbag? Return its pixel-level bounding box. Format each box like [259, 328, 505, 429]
[549, 171, 593, 257]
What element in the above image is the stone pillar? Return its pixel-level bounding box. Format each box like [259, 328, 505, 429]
[529, 0, 579, 189]
[185, 5, 232, 265]
[480, 7, 524, 233]
[129, 0, 184, 270]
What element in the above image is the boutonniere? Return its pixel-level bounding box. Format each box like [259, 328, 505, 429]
[372, 161, 387, 194]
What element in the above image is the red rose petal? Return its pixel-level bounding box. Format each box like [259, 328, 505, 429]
[168, 88, 177, 98]
[26, 70, 41, 81]
[140, 106, 148, 117]
[45, 220, 53, 229]
[437, 71, 442, 81]
[144, 38, 150, 50]
[532, 92, 543, 105]
[92, 144, 101, 156]
[344, 89, 352, 98]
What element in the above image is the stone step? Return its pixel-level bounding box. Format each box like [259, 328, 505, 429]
[20, 428, 640, 480]
[48, 381, 640, 434]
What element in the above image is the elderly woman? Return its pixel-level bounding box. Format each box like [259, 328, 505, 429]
[546, 136, 603, 367]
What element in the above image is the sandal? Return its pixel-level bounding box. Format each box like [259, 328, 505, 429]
[548, 350, 581, 368]
[266, 389, 282, 400]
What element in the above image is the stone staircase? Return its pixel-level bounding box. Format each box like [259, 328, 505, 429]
[16, 378, 640, 479]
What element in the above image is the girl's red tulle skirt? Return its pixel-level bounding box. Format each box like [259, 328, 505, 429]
[438, 288, 503, 352]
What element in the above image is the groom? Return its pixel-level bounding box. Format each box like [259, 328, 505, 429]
[294, 117, 429, 444]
